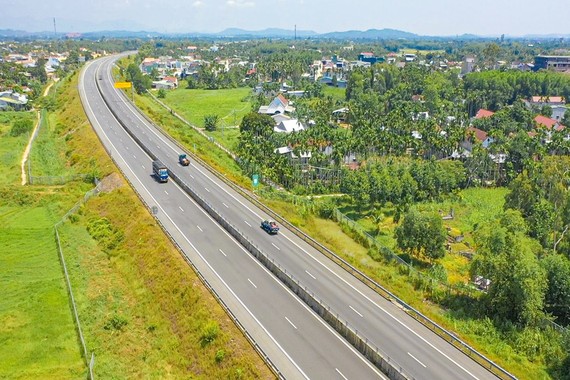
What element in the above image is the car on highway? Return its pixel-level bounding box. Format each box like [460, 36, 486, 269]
[261, 220, 279, 234]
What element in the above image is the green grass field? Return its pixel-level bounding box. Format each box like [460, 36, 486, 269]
[0, 111, 36, 185]
[0, 206, 85, 379]
[154, 86, 253, 128]
[322, 85, 346, 101]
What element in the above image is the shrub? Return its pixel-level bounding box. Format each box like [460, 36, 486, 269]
[10, 119, 34, 137]
[200, 321, 219, 346]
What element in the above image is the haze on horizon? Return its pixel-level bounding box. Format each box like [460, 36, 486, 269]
[2, 0, 569, 37]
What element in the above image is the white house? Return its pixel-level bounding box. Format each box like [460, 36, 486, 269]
[274, 119, 305, 133]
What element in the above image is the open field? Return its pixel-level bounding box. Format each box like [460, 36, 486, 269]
[0, 111, 36, 185]
[0, 206, 85, 379]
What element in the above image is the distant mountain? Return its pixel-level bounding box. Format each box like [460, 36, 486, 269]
[216, 28, 318, 38]
[81, 30, 161, 39]
[319, 28, 418, 40]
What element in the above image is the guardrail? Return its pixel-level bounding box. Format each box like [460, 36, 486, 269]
[88, 62, 284, 379]
[104, 60, 516, 380]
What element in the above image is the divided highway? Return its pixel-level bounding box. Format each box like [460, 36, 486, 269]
[80, 55, 500, 379]
[81, 57, 384, 379]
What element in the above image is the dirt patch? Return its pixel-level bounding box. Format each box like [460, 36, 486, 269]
[98, 172, 125, 193]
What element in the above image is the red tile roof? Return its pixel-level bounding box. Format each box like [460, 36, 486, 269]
[530, 96, 565, 104]
[467, 126, 488, 142]
[534, 115, 558, 129]
[475, 109, 495, 119]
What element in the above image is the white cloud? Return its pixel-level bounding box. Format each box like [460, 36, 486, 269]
[226, 0, 255, 8]
[192, 0, 203, 7]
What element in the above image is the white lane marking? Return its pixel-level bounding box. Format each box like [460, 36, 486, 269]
[244, 220, 251, 227]
[91, 60, 386, 378]
[164, 190, 168, 195]
[305, 270, 316, 280]
[349, 305, 363, 318]
[157, 145, 160, 149]
[196, 225, 203, 232]
[133, 155, 136, 159]
[179, 206, 184, 212]
[126, 146, 129, 150]
[219, 249, 227, 257]
[80, 90, 312, 379]
[335, 368, 348, 380]
[205, 187, 210, 192]
[190, 174, 194, 179]
[271, 243, 281, 251]
[285, 317, 298, 330]
[248, 278, 257, 289]
[222, 202, 229, 208]
[408, 352, 427, 368]
[142, 165, 145, 169]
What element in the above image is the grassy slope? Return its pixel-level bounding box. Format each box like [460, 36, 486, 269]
[0, 112, 35, 185]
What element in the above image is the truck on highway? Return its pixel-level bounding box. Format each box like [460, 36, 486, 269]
[178, 153, 190, 166]
[261, 220, 279, 234]
[152, 160, 169, 183]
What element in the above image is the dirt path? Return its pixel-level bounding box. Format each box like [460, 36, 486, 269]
[21, 81, 54, 185]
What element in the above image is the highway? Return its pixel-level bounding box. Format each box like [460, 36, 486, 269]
[80, 56, 385, 379]
[81, 55, 500, 379]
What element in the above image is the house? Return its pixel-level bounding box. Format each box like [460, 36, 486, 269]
[534, 115, 565, 131]
[274, 119, 305, 133]
[152, 80, 175, 90]
[271, 113, 291, 125]
[163, 76, 178, 87]
[461, 56, 476, 76]
[475, 109, 495, 119]
[462, 126, 494, 152]
[0, 90, 28, 110]
[258, 94, 294, 115]
[274, 146, 312, 165]
[533, 55, 570, 72]
[358, 52, 383, 65]
[527, 96, 567, 121]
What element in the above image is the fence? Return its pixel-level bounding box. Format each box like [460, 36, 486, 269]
[102, 68, 516, 380]
[54, 181, 102, 380]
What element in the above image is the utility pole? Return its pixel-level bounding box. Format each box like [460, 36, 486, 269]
[294, 24, 297, 41]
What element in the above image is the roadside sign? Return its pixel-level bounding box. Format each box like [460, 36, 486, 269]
[252, 174, 259, 187]
[114, 81, 132, 89]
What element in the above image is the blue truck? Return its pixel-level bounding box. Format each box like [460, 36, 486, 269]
[261, 220, 279, 234]
[152, 160, 169, 183]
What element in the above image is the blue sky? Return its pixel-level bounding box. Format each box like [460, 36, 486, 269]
[2, 0, 569, 36]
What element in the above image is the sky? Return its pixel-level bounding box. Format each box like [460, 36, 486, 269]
[1, 0, 569, 37]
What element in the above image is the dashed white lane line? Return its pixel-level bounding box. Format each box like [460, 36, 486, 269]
[179, 206, 184, 212]
[349, 305, 363, 318]
[196, 225, 203, 232]
[222, 202, 229, 208]
[164, 190, 168, 195]
[244, 220, 252, 227]
[408, 352, 427, 368]
[219, 249, 227, 257]
[285, 316, 298, 329]
[205, 187, 210, 192]
[248, 278, 257, 289]
[142, 165, 145, 169]
[271, 243, 281, 251]
[305, 270, 316, 280]
[335, 368, 348, 380]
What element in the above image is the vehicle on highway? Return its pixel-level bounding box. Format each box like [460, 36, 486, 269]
[179, 153, 190, 166]
[152, 160, 169, 183]
[261, 220, 279, 234]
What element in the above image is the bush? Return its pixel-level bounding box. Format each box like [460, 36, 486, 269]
[200, 321, 219, 346]
[104, 314, 128, 331]
[215, 349, 225, 363]
[10, 119, 34, 137]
